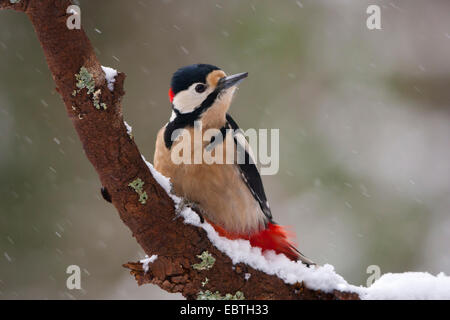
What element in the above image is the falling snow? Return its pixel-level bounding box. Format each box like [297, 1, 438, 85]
[4, 252, 12, 262]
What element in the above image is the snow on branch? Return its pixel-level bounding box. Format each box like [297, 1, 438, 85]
[140, 158, 450, 300]
[2, 0, 449, 300]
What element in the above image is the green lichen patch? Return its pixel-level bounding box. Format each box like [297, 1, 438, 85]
[128, 178, 148, 205]
[201, 277, 209, 287]
[75, 67, 95, 94]
[192, 251, 215, 271]
[93, 89, 107, 110]
[74, 67, 107, 110]
[197, 290, 245, 300]
[10, 0, 21, 4]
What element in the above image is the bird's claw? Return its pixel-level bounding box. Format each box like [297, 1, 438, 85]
[174, 198, 205, 223]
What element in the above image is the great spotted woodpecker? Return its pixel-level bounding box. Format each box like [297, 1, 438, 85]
[153, 64, 314, 265]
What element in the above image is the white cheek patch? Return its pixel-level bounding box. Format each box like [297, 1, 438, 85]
[172, 84, 214, 114]
[172, 90, 201, 114]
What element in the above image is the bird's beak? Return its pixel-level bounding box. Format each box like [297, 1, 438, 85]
[217, 72, 248, 91]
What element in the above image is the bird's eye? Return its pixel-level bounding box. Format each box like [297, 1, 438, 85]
[195, 84, 206, 93]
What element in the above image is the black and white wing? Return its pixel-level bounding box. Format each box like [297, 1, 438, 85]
[226, 114, 273, 222]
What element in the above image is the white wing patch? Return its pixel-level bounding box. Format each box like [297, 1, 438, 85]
[233, 128, 257, 165]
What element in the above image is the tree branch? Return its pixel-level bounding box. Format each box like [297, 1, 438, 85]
[1, 0, 359, 300]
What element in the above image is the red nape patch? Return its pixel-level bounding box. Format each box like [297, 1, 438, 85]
[209, 222, 300, 261]
[168, 87, 175, 102]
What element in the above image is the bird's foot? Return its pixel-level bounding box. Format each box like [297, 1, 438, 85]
[174, 198, 205, 223]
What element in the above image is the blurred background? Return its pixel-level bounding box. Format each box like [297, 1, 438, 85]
[0, 0, 449, 299]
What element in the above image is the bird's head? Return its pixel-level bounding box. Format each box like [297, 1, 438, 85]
[168, 64, 248, 126]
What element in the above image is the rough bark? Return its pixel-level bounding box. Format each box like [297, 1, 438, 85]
[1, 0, 359, 300]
